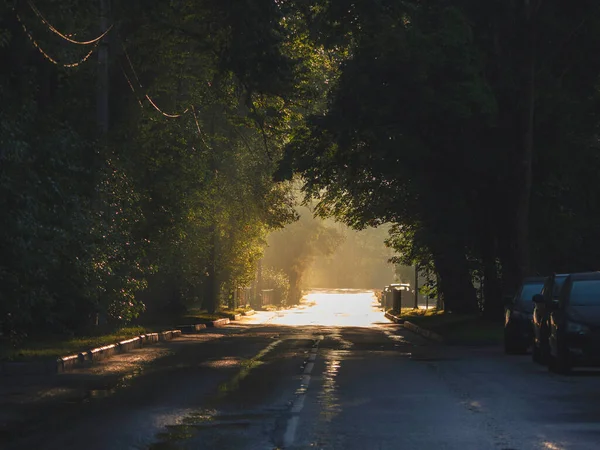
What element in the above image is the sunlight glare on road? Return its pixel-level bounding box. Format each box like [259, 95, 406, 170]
[265, 289, 384, 327]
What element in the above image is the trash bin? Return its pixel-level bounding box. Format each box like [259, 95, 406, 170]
[392, 288, 402, 314]
[383, 285, 392, 311]
[384, 283, 411, 313]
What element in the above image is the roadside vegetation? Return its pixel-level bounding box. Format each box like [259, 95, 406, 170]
[391, 308, 503, 345]
[2, 1, 600, 352]
[0, 326, 152, 361]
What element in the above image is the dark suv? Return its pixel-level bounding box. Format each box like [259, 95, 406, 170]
[548, 272, 600, 373]
[504, 277, 545, 354]
[532, 274, 568, 364]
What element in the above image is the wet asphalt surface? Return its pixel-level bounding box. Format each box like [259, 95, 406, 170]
[3, 289, 600, 450]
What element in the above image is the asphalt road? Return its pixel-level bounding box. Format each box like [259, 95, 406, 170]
[3, 289, 600, 449]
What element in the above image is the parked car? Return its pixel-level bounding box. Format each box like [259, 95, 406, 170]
[547, 272, 600, 373]
[504, 277, 545, 354]
[532, 273, 569, 364]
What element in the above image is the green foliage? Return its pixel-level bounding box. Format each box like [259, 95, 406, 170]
[284, 0, 600, 315]
[263, 204, 344, 303]
[0, 0, 305, 341]
[262, 267, 290, 307]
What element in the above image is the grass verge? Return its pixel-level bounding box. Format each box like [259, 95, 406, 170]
[2, 305, 255, 362]
[1, 326, 154, 361]
[393, 308, 503, 346]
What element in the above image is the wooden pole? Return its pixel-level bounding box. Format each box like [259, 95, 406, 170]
[97, 0, 110, 136]
[414, 264, 419, 309]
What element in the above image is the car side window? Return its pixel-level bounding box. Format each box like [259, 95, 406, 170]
[558, 279, 571, 308]
[542, 281, 550, 302]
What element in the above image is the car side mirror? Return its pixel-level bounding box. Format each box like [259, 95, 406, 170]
[532, 294, 545, 304]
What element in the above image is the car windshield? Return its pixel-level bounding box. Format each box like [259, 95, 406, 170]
[518, 282, 544, 311]
[568, 280, 600, 306]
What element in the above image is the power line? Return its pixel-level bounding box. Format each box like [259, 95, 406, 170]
[192, 106, 211, 150]
[16, 12, 98, 68]
[121, 40, 191, 118]
[144, 94, 189, 118]
[27, 0, 113, 45]
[121, 41, 143, 88]
[120, 64, 145, 108]
[17, 3, 206, 133]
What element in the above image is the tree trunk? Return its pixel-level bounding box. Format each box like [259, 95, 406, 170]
[514, 0, 539, 282]
[433, 250, 478, 313]
[480, 207, 503, 319]
[482, 253, 502, 320]
[205, 223, 218, 313]
[288, 270, 301, 305]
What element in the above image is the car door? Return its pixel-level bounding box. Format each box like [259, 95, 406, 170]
[534, 277, 552, 343]
[549, 278, 570, 357]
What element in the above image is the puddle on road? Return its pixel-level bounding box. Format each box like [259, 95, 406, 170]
[317, 349, 346, 423]
[147, 340, 283, 449]
[199, 357, 242, 369]
[216, 340, 281, 397]
[85, 366, 145, 400]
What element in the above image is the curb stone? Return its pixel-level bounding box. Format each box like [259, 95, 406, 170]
[384, 311, 405, 324]
[3, 329, 182, 376]
[403, 321, 444, 343]
[177, 324, 207, 334]
[210, 318, 230, 328]
[242, 309, 256, 316]
[223, 313, 243, 321]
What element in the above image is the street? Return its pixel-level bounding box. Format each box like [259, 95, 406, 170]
[3, 289, 600, 449]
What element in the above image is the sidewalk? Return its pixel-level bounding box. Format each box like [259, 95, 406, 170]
[0, 309, 282, 424]
[0, 328, 240, 436]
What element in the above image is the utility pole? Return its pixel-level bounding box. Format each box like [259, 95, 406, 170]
[414, 264, 419, 309]
[94, 0, 109, 328]
[436, 273, 442, 310]
[257, 259, 263, 309]
[97, 0, 110, 136]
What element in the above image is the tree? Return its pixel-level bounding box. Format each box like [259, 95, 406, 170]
[263, 205, 344, 304]
[283, 0, 600, 316]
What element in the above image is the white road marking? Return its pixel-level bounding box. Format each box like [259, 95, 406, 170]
[303, 362, 314, 374]
[290, 394, 306, 413]
[283, 416, 300, 447]
[301, 374, 311, 387]
[283, 341, 319, 447]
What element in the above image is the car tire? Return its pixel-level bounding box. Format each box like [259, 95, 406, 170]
[504, 334, 526, 355]
[548, 349, 571, 374]
[504, 334, 517, 354]
[532, 345, 541, 364]
[539, 343, 550, 366]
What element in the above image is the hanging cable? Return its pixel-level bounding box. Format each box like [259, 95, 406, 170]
[16, 13, 98, 68]
[121, 41, 143, 89]
[27, 0, 113, 45]
[120, 64, 145, 108]
[191, 106, 211, 149]
[121, 40, 190, 118]
[144, 94, 189, 118]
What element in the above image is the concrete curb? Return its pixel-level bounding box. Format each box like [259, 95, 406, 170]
[222, 313, 244, 321]
[2, 329, 182, 376]
[403, 321, 444, 343]
[209, 318, 230, 328]
[242, 309, 256, 316]
[177, 324, 207, 334]
[384, 311, 405, 324]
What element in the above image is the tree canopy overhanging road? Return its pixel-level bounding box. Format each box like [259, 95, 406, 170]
[3, 1, 600, 338]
